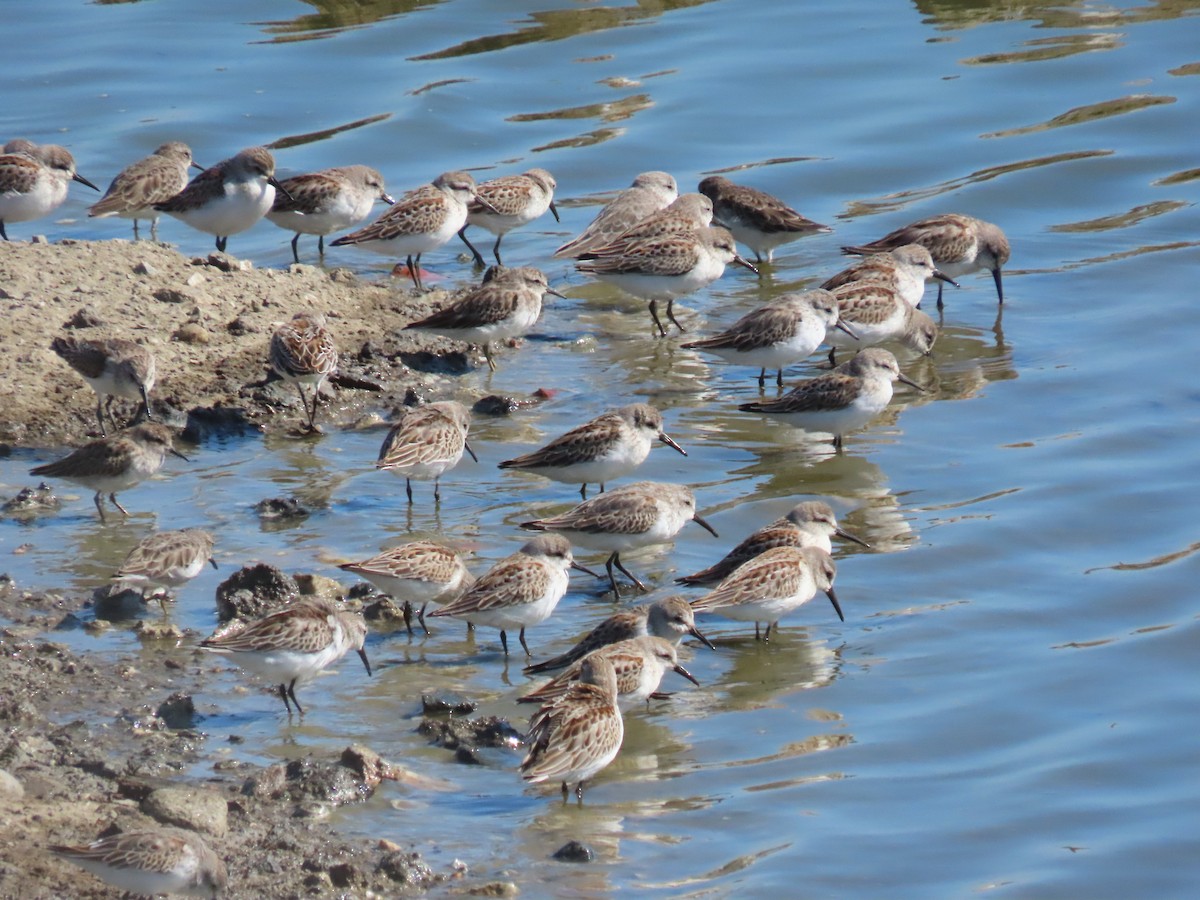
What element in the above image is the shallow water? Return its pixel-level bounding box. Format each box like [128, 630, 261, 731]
[4, 0, 1200, 896]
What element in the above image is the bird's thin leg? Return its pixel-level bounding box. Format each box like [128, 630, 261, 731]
[500, 629, 509, 656]
[604, 552, 622, 600]
[518, 627, 531, 657]
[648, 300, 668, 338]
[665, 299, 685, 333]
[110, 493, 130, 517]
[290, 233, 301, 264]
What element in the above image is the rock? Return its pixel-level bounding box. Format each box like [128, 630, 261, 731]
[552, 840, 594, 863]
[294, 573, 344, 602]
[472, 393, 548, 417]
[172, 322, 210, 345]
[398, 349, 471, 375]
[421, 693, 478, 716]
[141, 786, 228, 837]
[1, 483, 60, 518]
[0, 768, 24, 801]
[182, 405, 259, 442]
[253, 497, 309, 521]
[417, 715, 522, 760]
[155, 693, 196, 729]
[378, 851, 437, 887]
[152, 287, 196, 305]
[134, 620, 185, 641]
[62, 307, 103, 329]
[132, 260, 157, 276]
[339, 745, 395, 791]
[214, 564, 299, 621]
[242, 754, 380, 807]
[470, 881, 519, 897]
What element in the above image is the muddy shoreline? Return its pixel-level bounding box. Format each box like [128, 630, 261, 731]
[0, 240, 526, 898]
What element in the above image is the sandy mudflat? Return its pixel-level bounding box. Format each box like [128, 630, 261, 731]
[0, 238, 467, 448]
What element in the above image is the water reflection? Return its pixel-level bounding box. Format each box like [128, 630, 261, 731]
[255, 0, 444, 43]
[410, 0, 718, 61]
[916, 0, 1200, 30]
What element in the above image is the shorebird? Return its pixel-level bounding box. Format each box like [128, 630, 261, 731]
[738, 347, 924, 451]
[458, 168, 559, 266]
[51, 828, 227, 899]
[690, 545, 843, 640]
[520, 653, 624, 801]
[267, 164, 394, 262]
[51, 336, 157, 435]
[268, 311, 338, 432]
[698, 174, 829, 263]
[375, 400, 477, 503]
[155, 146, 286, 253]
[820, 243, 957, 308]
[338, 540, 473, 636]
[404, 265, 562, 371]
[112, 528, 217, 610]
[678, 500, 868, 586]
[498, 402, 686, 499]
[200, 597, 372, 715]
[87, 141, 201, 240]
[29, 423, 188, 521]
[842, 213, 1009, 309]
[0, 142, 98, 240]
[521, 481, 718, 598]
[553, 170, 678, 258]
[429, 534, 595, 656]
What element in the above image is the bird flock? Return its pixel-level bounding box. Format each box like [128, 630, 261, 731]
[10, 135, 1012, 893]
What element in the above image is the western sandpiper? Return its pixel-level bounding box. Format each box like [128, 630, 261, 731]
[842, 213, 1010, 308]
[51, 335, 157, 435]
[519, 634, 699, 711]
[821, 243, 957, 308]
[520, 653, 624, 801]
[29, 422, 187, 521]
[155, 146, 284, 253]
[678, 500, 868, 586]
[576, 224, 758, 336]
[87, 141, 200, 240]
[267, 164, 393, 263]
[112, 528, 216, 610]
[738, 347, 924, 451]
[0, 143, 98, 240]
[553, 170, 678, 258]
[498, 402, 686, 499]
[330, 170, 494, 292]
[680, 288, 855, 387]
[585, 192, 713, 251]
[201, 596, 371, 715]
[458, 168, 558, 266]
[268, 311, 338, 432]
[698, 174, 829, 263]
[375, 400, 477, 503]
[524, 594, 713, 675]
[338, 540, 473, 635]
[690, 545, 842, 640]
[429, 534, 594, 656]
[404, 265, 562, 371]
[825, 280, 939, 363]
[51, 827, 227, 899]
[521, 481, 718, 598]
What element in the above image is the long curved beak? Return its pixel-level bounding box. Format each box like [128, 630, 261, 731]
[672, 663, 700, 687]
[357, 647, 373, 676]
[659, 432, 687, 456]
[691, 514, 719, 538]
[835, 526, 871, 548]
[268, 176, 294, 203]
[689, 624, 716, 651]
[932, 268, 959, 287]
[733, 254, 759, 275]
[835, 320, 859, 340]
[546, 286, 567, 300]
[73, 172, 100, 191]
[897, 372, 926, 392]
[190, 161, 206, 171]
[549, 200, 560, 223]
[825, 587, 845, 623]
[464, 441, 479, 463]
[169, 447, 190, 462]
[570, 560, 601, 578]
[992, 268, 1004, 304]
[208, 557, 219, 570]
[380, 192, 395, 205]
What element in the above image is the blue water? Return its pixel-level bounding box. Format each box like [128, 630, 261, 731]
[4, 0, 1200, 896]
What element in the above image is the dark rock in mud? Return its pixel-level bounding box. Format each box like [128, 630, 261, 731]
[214, 563, 299, 621]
